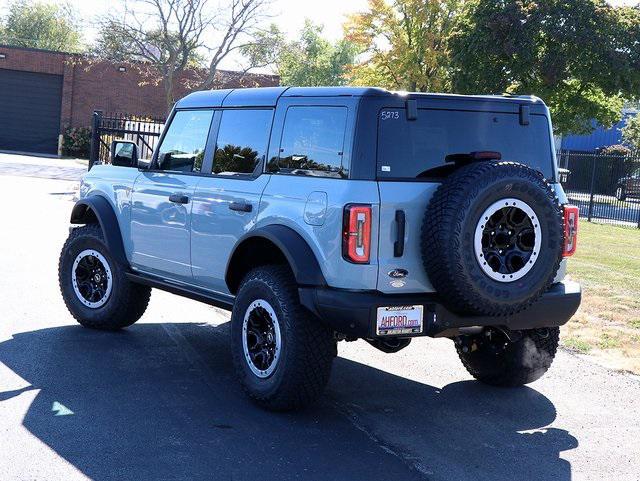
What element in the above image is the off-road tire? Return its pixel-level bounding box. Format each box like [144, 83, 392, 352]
[422, 161, 563, 316]
[456, 327, 560, 386]
[231, 265, 336, 411]
[59, 224, 151, 329]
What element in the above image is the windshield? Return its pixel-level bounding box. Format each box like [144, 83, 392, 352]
[377, 108, 554, 180]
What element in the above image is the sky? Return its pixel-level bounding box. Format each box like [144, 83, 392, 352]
[1, 0, 638, 71]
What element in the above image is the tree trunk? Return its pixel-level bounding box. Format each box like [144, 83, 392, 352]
[164, 70, 175, 115]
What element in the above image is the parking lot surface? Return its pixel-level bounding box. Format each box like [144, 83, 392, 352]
[0, 154, 638, 481]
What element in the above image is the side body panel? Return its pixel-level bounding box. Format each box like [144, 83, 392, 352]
[129, 172, 201, 281]
[259, 176, 380, 290]
[78, 164, 141, 261]
[191, 175, 271, 293]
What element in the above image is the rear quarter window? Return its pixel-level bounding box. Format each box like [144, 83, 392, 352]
[268, 106, 348, 178]
[377, 108, 554, 180]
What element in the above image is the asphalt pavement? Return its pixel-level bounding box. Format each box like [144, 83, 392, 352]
[0, 154, 638, 481]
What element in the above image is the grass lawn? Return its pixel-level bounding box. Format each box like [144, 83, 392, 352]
[563, 221, 640, 373]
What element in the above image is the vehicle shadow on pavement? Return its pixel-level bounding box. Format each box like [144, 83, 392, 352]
[0, 323, 577, 481]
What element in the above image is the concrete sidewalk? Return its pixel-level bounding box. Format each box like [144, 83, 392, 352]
[0, 152, 87, 181]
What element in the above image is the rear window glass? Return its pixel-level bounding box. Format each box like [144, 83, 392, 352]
[377, 109, 553, 179]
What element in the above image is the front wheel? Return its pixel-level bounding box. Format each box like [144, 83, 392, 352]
[59, 224, 151, 329]
[231, 265, 336, 411]
[455, 327, 559, 386]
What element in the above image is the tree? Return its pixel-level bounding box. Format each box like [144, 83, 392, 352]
[344, 0, 463, 92]
[0, 0, 83, 52]
[622, 115, 640, 152]
[246, 20, 356, 86]
[449, 0, 640, 135]
[278, 21, 356, 86]
[94, 0, 270, 112]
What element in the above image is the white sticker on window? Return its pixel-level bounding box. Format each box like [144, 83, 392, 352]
[381, 111, 400, 121]
[381, 166, 391, 172]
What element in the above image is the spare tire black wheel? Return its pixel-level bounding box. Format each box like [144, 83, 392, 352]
[422, 161, 563, 316]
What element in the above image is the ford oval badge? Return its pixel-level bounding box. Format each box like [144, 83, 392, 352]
[388, 269, 408, 279]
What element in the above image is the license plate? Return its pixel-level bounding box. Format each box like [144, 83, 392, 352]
[376, 305, 423, 336]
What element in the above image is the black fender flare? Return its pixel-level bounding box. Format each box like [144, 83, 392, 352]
[70, 196, 128, 266]
[225, 225, 327, 292]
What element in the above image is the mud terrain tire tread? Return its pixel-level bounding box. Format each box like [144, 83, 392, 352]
[59, 224, 151, 330]
[231, 265, 336, 411]
[422, 161, 563, 316]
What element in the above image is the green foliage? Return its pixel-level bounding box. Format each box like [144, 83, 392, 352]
[91, 22, 139, 63]
[564, 337, 592, 353]
[622, 115, 640, 151]
[449, 0, 640, 135]
[0, 0, 83, 52]
[344, 0, 463, 92]
[600, 144, 632, 156]
[241, 24, 284, 70]
[246, 21, 357, 86]
[62, 127, 91, 159]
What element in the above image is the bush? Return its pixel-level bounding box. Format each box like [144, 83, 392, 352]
[62, 127, 91, 158]
[599, 144, 632, 156]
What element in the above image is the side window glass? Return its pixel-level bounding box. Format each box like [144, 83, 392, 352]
[269, 106, 348, 178]
[212, 109, 273, 176]
[156, 110, 213, 173]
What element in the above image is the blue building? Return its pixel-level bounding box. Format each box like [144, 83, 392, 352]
[560, 110, 637, 152]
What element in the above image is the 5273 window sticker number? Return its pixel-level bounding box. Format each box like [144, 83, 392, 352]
[381, 110, 400, 121]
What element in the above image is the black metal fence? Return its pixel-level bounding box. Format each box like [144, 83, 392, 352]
[558, 150, 640, 228]
[89, 110, 165, 169]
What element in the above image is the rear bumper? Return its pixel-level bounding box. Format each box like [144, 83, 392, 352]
[299, 280, 581, 338]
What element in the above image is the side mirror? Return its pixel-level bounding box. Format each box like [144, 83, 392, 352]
[110, 140, 138, 167]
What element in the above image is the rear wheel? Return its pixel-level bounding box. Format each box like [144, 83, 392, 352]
[59, 224, 151, 330]
[231, 265, 336, 411]
[455, 327, 559, 386]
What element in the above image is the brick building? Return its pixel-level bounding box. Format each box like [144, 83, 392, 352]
[0, 44, 278, 155]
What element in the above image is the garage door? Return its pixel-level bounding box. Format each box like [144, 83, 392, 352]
[0, 69, 63, 154]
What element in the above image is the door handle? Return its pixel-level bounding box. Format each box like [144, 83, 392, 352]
[394, 210, 405, 257]
[169, 193, 189, 204]
[229, 201, 252, 213]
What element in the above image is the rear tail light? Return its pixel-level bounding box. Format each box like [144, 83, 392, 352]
[563, 205, 579, 257]
[343, 204, 372, 264]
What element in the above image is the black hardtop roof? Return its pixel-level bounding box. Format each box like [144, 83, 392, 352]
[175, 86, 544, 109]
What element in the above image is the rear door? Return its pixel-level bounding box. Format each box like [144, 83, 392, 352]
[130, 109, 214, 282]
[376, 104, 555, 294]
[190, 108, 274, 293]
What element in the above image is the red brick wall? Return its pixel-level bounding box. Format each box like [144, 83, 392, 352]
[0, 44, 279, 132]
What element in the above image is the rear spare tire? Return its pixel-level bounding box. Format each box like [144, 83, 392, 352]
[422, 161, 563, 316]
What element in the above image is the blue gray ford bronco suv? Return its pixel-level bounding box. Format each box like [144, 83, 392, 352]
[59, 87, 581, 411]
